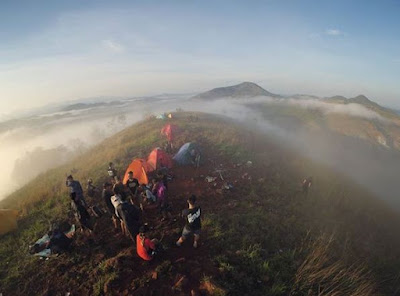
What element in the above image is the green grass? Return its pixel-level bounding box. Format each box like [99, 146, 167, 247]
[1, 112, 400, 295]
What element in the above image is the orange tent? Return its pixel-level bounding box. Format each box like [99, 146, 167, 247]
[161, 124, 180, 142]
[147, 148, 173, 172]
[123, 159, 149, 185]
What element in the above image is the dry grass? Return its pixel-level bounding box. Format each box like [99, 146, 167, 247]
[291, 234, 376, 296]
[1, 112, 400, 295]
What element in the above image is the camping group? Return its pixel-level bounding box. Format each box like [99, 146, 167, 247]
[31, 122, 204, 262]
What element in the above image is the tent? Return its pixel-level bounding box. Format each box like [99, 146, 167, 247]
[123, 159, 150, 185]
[0, 209, 18, 235]
[161, 124, 180, 142]
[147, 148, 173, 172]
[156, 114, 166, 120]
[173, 142, 201, 166]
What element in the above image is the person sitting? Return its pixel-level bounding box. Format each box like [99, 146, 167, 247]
[176, 195, 201, 248]
[47, 227, 72, 254]
[29, 224, 74, 255]
[87, 178, 96, 198]
[136, 225, 160, 261]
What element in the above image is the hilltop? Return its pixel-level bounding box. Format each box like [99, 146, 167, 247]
[192, 83, 400, 150]
[192, 82, 395, 117]
[1, 112, 400, 295]
[324, 94, 398, 119]
[192, 82, 279, 100]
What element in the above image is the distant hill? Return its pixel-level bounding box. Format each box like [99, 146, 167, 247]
[323, 95, 348, 103]
[192, 82, 279, 100]
[324, 94, 398, 119]
[325, 94, 385, 110]
[60, 101, 124, 112]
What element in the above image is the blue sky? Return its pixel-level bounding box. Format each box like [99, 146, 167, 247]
[0, 0, 399, 112]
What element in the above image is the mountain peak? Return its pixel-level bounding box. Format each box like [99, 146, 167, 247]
[237, 81, 262, 87]
[351, 95, 370, 103]
[348, 95, 377, 107]
[193, 82, 278, 100]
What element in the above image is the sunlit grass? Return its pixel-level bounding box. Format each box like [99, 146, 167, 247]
[0, 112, 399, 295]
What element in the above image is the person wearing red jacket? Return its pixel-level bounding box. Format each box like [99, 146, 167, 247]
[136, 225, 159, 261]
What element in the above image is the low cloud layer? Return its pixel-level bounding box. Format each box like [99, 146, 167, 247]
[1, 96, 400, 211]
[263, 98, 387, 122]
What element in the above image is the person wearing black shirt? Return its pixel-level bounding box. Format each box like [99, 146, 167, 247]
[70, 192, 94, 237]
[176, 195, 201, 248]
[102, 182, 118, 229]
[47, 228, 72, 254]
[125, 171, 139, 194]
[113, 176, 129, 201]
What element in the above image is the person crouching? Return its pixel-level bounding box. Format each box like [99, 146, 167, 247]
[136, 225, 161, 261]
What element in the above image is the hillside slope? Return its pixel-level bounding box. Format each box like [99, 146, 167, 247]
[1, 113, 400, 295]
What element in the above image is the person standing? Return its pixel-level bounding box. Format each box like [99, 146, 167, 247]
[176, 195, 201, 248]
[107, 162, 117, 179]
[111, 185, 142, 241]
[102, 182, 119, 230]
[66, 175, 86, 206]
[87, 178, 96, 198]
[125, 171, 141, 208]
[114, 176, 129, 202]
[302, 177, 313, 196]
[70, 192, 94, 237]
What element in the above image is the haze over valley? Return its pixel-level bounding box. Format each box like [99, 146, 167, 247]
[1, 2, 400, 295]
[2, 82, 400, 209]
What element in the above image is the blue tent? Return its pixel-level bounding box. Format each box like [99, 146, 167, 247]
[173, 142, 201, 166]
[156, 114, 167, 120]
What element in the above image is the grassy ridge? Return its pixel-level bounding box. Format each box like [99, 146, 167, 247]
[1, 112, 400, 295]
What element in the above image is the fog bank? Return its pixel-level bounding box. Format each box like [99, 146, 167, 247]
[1, 95, 400, 210]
